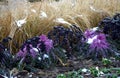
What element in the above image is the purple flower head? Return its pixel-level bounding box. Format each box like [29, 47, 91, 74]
[44, 39, 53, 52]
[37, 43, 41, 48]
[84, 29, 95, 39]
[39, 34, 53, 52]
[30, 48, 38, 58]
[83, 28, 117, 60]
[90, 34, 109, 51]
[97, 33, 106, 41]
[17, 46, 27, 58]
[29, 44, 39, 58]
[16, 34, 53, 59]
[17, 50, 24, 57]
[40, 34, 48, 42]
[84, 27, 98, 39]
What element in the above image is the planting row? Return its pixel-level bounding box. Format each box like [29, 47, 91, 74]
[0, 13, 120, 77]
[57, 66, 120, 78]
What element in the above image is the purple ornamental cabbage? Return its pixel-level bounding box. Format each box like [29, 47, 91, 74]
[84, 27, 98, 39]
[84, 29, 96, 39]
[84, 27, 114, 59]
[40, 34, 53, 52]
[44, 39, 53, 52]
[84, 28, 109, 50]
[40, 34, 48, 42]
[90, 34, 109, 51]
[17, 45, 39, 58]
[17, 34, 53, 58]
[17, 46, 27, 58]
[29, 45, 38, 58]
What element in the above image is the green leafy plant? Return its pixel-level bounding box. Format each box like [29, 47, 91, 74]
[57, 67, 120, 78]
[101, 68, 120, 77]
[65, 71, 83, 78]
[57, 74, 66, 78]
[102, 58, 112, 66]
[90, 67, 99, 77]
[101, 68, 111, 74]
[106, 74, 117, 78]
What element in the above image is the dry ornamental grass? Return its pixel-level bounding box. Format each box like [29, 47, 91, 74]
[0, 0, 120, 53]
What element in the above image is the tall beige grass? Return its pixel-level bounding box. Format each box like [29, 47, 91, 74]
[0, 0, 120, 53]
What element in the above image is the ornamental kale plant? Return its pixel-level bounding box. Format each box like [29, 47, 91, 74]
[48, 25, 83, 58]
[0, 37, 13, 69]
[99, 13, 120, 50]
[17, 34, 53, 58]
[14, 34, 67, 71]
[14, 34, 55, 70]
[84, 28, 119, 60]
[0, 37, 14, 77]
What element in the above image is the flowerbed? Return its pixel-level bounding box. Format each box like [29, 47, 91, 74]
[0, 13, 120, 78]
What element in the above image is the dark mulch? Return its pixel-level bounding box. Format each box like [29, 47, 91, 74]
[13, 58, 120, 78]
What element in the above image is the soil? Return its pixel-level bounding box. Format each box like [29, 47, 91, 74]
[13, 58, 120, 78]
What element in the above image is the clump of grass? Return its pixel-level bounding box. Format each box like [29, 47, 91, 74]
[0, 14, 11, 41]
[0, 0, 120, 53]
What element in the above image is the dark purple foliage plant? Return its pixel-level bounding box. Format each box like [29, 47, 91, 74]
[0, 37, 13, 77]
[0, 37, 13, 68]
[48, 25, 84, 59]
[99, 13, 120, 50]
